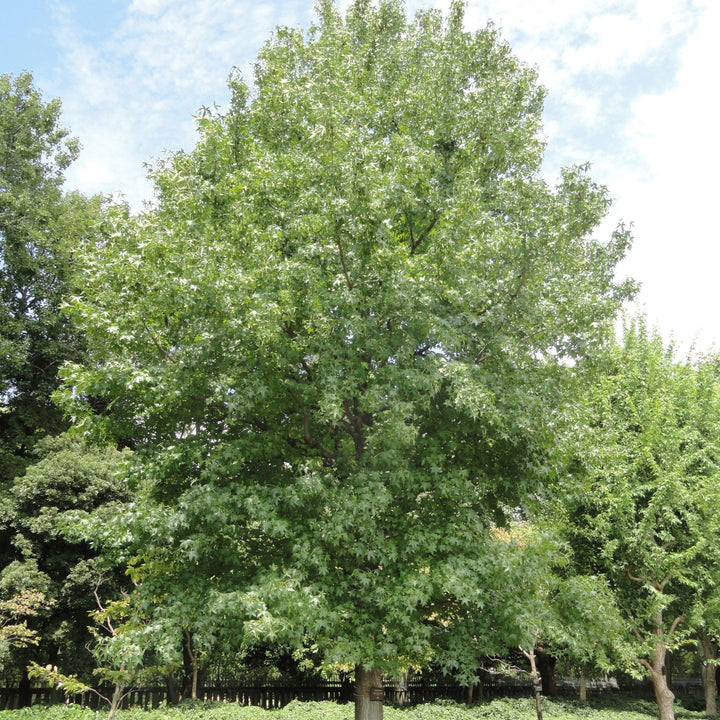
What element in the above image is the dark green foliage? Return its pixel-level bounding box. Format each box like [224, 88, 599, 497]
[0, 71, 102, 484]
[58, 2, 633, 691]
[0, 435, 131, 681]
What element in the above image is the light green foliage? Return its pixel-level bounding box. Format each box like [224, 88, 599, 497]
[0, 697, 706, 720]
[558, 318, 720, 719]
[0, 568, 51, 672]
[27, 662, 92, 696]
[0, 559, 53, 676]
[431, 521, 622, 684]
[58, 0, 633, 681]
[28, 580, 182, 720]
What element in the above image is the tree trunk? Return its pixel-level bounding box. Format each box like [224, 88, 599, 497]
[647, 640, 676, 720]
[165, 673, 180, 706]
[699, 631, 718, 717]
[17, 667, 32, 708]
[579, 672, 587, 702]
[393, 670, 410, 706]
[522, 646, 543, 720]
[650, 670, 675, 720]
[106, 683, 126, 720]
[184, 630, 200, 700]
[181, 629, 194, 698]
[536, 647, 557, 696]
[355, 665, 383, 720]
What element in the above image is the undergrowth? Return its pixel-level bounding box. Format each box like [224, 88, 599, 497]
[0, 694, 708, 720]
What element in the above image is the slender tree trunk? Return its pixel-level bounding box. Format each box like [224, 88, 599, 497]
[17, 667, 32, 708]
[106, 683, 126, 720]
[355, 665, 383, 720]
[579, 672, 587, 702]
[340, 671, 354, 703]
[699, 631, 718, 717]
[521, 646, 543, 720]
[394, 670, 410, 706]
[181, 629, 194, 699]
[184, 630, 200, 700]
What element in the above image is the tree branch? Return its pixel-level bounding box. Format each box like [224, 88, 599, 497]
[409, 213, 439, 255]
[335, 236, 353, 291]
[140, 317, 175, 362]
[669, 614, 686, 635]
[288, 389, 335, 464]
[626, 565, 643, 583]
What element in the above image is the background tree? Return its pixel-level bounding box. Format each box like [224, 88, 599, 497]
[59, 2, 634, 718]
[559, 319, 720, 720]
[0, 560, 51, 676]
[0, 435, 131, 696]
[0, 71, 102, 485]
[431, 520, 622, 714]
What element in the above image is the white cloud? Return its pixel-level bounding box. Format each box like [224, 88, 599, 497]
[606, 0, 720, 351]
[49, 0, 314, 207]
[42, 0, 720, 351]
[561, 2, 692, 74]
[128, 0, 172, 15]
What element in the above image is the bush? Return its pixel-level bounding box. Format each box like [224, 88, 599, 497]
[0, 696, 709, 720]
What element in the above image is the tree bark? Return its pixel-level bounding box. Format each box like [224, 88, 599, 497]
[355, 665, 383, 720]
[650, 669, 675, 720]
[536, 647, 557, 696]
[181, 629, 194, 698]
[645, 638, 676, 720]
[699, 631, 718, 717]
[393, 670, 410, 706]
[106, 683, 126, 720]
[184, 630, 200, 700]
[165, 673, 180, 706]
[579, 672, 587, 702]
[521, 646, 543, 720]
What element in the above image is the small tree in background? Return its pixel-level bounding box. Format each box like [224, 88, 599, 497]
[0, 435, 131, 691]
[432, 520, 622, 718]
[560, 319, 720, 720]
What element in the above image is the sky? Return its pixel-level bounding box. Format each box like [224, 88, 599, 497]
[2, 0, 718, 354]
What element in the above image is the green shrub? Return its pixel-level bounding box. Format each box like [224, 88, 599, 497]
[0, 696, 709, 720]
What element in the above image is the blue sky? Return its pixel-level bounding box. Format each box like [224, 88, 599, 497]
[2, 0, 718, 353]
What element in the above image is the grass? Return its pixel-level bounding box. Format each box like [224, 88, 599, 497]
[0, 694, 708, 720]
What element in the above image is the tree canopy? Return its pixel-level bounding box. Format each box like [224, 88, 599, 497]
[57, 2, 633, 718]
[0, 71, 102, 485]
[558, 320, 720, 720]
[0, 435, 131, 684]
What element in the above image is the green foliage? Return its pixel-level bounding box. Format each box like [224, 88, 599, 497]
[556, 317, 720, 719]
[0, 581, 50, 672]
[27, 662, 92, 696]
[0, 697, 708, 720]
[0, 72, 103, 485]
[57, 0, 633, 684]
[0, 435, 131, 681]
[431, 520, 623, 684]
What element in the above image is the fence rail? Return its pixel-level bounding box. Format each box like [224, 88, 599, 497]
[0, 677, 704, 712]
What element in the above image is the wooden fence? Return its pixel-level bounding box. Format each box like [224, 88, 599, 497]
[0, 676, 704, 712]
